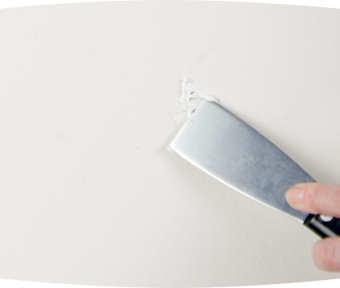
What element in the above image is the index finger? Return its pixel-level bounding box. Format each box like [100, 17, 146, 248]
[285, 183, 340, 218]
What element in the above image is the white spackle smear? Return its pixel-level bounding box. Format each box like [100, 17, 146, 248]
[180, 79, 218, 116]
[180, 79, 217, 103]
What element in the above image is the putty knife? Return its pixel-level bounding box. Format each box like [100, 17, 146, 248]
[170, 99, 340, 238]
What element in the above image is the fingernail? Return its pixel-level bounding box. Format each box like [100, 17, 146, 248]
[286, 184, 305, 204]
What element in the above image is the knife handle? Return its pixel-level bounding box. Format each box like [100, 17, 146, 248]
[304, 214, 340, 238]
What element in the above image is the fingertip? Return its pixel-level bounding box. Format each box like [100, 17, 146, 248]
[312, 240, 325, 270]
[312, 238, 340, 272]
[285, 183, 306, 207]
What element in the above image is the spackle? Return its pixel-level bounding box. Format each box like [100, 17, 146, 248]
[180, 79, 217, 103]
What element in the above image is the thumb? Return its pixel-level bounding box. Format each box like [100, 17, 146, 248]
[313, 237, 340, 271]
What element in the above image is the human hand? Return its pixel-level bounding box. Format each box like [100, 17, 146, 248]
[286, 183, 340, 272]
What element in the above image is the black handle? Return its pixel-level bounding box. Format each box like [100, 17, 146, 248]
[304, 214, 340, 238]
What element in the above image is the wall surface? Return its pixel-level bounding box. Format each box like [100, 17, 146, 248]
[0, 2, 340, 287]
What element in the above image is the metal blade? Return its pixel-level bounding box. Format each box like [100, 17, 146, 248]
[170, 100, 314, 223]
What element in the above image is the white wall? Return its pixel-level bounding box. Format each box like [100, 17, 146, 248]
[0, 2, 339, 286]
